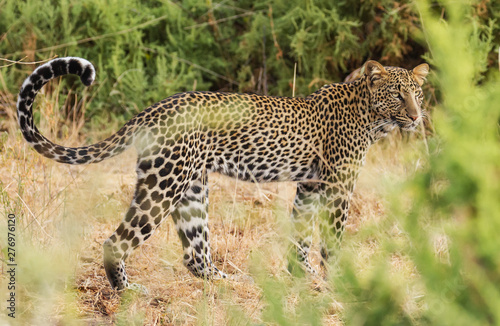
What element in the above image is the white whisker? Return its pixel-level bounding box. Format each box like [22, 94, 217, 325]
[368, 119, 392, 133]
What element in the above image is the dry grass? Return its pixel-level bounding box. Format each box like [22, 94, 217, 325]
[0, 88, 426, 325]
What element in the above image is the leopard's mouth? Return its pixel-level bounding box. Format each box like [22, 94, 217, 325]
[391, 116, 420, 131]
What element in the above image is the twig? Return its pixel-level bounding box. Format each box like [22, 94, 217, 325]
[16, 193, 54, 239]
[268, 5, 283, 61]
[292, 62, 297, 98]
[142, 47, 239, 85]
[184, 11, 262, 30]
[262, 25, 268, 95]
[3, 15, 171, 58]
[419, 119, 430, 156]
[0, 56, 57, 68]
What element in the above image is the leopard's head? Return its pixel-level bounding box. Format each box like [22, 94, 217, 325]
[362, 60, 429, 133]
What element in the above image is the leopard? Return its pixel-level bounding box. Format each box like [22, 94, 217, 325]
[17, 57, 429, 292]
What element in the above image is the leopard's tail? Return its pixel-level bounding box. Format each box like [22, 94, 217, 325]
[17, 57, 136, 164]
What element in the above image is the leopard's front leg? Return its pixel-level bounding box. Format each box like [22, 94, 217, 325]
[288, 178, 355, 276]
[288, 182, 322, 276]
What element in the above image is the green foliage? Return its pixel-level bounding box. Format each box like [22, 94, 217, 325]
[407, 1, 500, 323]
[250, 251, 329, 326]
[328, 0, 500, 324]
[2, 0, 499, 120]
[2, 0, 428, 123]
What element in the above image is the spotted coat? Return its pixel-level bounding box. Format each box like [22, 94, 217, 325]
[17, 57, 429, 290]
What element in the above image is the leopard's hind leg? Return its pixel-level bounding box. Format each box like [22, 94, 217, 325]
[103, 156, 187, 291]
[172, 176, 227, 279]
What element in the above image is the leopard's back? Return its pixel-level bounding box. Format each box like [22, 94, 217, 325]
[135, 91, 323, 183]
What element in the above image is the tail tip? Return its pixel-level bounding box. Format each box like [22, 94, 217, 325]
[70, 57, 95, 87]
[81, 73, 94, 87]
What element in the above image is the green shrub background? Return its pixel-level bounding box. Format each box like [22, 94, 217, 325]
[2, 1, 498, 121]
[1, 0, 500, 324]
[4, 0, 496, 122]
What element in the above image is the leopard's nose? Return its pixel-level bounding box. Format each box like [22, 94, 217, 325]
[408, 114, 419, 122]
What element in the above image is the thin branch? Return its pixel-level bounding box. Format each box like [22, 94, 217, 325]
[0, 56, 57, 68]
[184, 10, 263, 30]
[262, 25, 268, 95]
[292, 62, 297, 98]
[16, 193, 54, 239]
[141, 47, 239, 86]
[419, 119, 430, 156]
[3, 15, 171, 58]
[268, 5, 283, 61]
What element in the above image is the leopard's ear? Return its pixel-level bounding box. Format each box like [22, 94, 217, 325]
[344, 67, 363, 83]
[363, 60, 387, 85]
[412, 63, 429, 86]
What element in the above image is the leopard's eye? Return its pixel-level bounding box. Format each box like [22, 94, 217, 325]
[391, 92, 402, 100]
[415, 90, 422, 97]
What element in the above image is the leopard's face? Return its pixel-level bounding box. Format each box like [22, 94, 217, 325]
[364, 61, 429, 133]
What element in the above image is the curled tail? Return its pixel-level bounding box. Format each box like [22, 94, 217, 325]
[17, 57, 135, 164]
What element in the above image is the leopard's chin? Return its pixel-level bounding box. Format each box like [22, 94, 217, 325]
[400, 122, 419, 131]
[391, 116, 420, 131]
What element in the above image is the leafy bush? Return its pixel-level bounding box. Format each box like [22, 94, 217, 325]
[2, 0, 428, 122]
